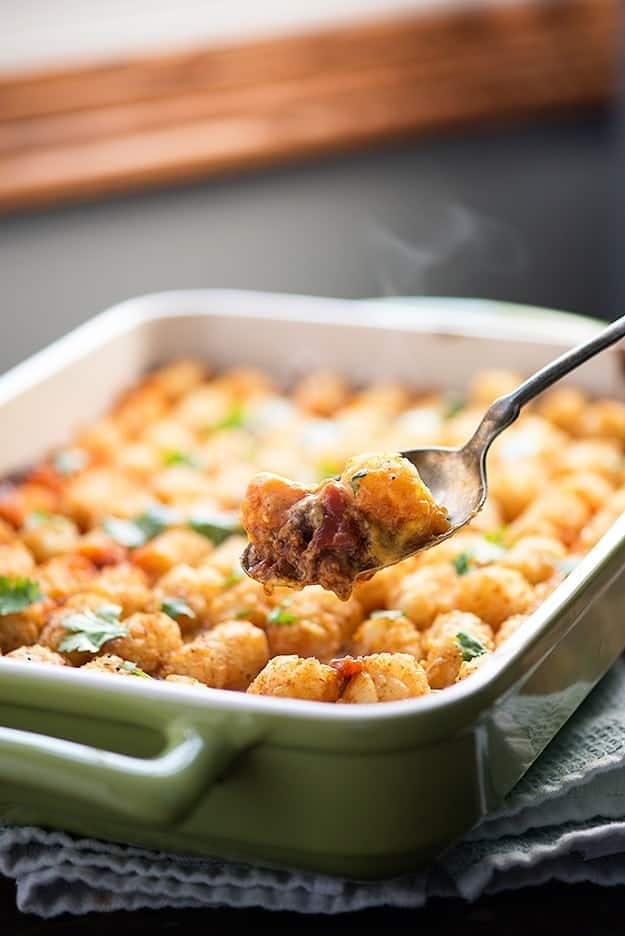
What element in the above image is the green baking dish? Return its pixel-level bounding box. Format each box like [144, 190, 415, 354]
[0, 291, 624, 879]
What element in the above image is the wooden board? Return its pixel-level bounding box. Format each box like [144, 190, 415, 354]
[0, 0, 616, 214]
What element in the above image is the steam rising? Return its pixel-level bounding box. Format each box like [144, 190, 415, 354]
[366, 202, 528, 297]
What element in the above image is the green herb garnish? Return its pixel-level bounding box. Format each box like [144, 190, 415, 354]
[54, 448, 88, 476]
[349, 469, 368, 494]
[119, 660, 151, 678]
[104, 504, 180, 548]
[161, 597, 196, 621]
[235, 608, 251, 619]
[59, 604, 127, 654]
[189, 510, 243, 545]
[24, 511, 70, 531]
[222, 564, 245, 588]
[441, 397, 466, 420]
[316, 460, 341, 481]
[484, 526, 508, 546]
[24, 511, 50, 528]
[163, 450, 199, 468]
[456, 631, 486, 662]
[0, 577, 43, 615]
[453, 552, 473, 576]
[211, 403, 246, 432]
[267, 602, 298, 626]
[371, 609, 404, 620]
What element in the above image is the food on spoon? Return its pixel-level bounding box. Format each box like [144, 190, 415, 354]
[241, 453, 450, 599]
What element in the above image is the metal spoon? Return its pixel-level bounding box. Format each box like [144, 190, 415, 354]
[394, 313, 625, 563]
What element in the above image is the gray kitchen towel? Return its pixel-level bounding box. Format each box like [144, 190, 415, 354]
[3, 659, 625, 917]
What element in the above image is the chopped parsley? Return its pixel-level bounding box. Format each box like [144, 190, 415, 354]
[161, 597, 196, 621]
[456, 631, 487, 662]
[54, 448, 88, 476]
[441, 397, 466, 421]
[453, 552, 473, 576]
[222, 564, 245, 589]
[24, 511, 50, 529]
[24, 511, 71, 531]
[0, 577, 43, 615]
[267, 602, 298, 626]
[235, 608, 251, 619]
[349, 469, 369, 494]
[316, 460, 342, 481]
[189, 510, 242, 545]
[484, 527, 508, 546]
[371, 609, 405, 620]
[104, 504, 180, 548]
[163, 450, 199, 468]
[119, 660, 151, 678]
[211, 403, 246, 432]
[59, 604, 127, 654]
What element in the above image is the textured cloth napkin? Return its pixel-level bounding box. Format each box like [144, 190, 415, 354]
[4, 659, 625, 917]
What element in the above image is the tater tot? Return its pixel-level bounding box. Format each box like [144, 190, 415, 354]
[500, 536, 565, 584]
[147, 359, 207, 401]
[209, 576, 272, 629]
[469, 370, 522, 408]
[162, 621, 268, 690]
[20, 514, 80, 562]
[293, 371, 350, 417]
[351, 611, 422, 659]
[0, 601, 51, 654]
[455, 653, 491, 682]
[263, 586, 361, 661]
[155, 563, 224, 630]
[506, 490, 590, 548]
[82, 655, 150, 678]
[132, 529, 213, 578]
[538, 386, 587, 435]
[0, 542, 35, 578]
[554, 440, 623, 482]
[579, 400, 625, 444]
[423, 611, 493, 689]
[351, 557, 419, 615]
[339, 653, 430, 703]
[488, 461, 542, 522]
[247, 655, 340, 701]
[165, 674, 208, 688]
[63, 469, 152, 529]
[39, 593, 115, 665]
[391, 564, 458, 630]
[0, 482, 58, 529]
[107, 612, 183, 674]
[457, 566, 533, 630]
[495, 613, 529, 648]
[89, 563, 153, 616]
[3, 644, 66, 665]
[35, 554, 96, 601]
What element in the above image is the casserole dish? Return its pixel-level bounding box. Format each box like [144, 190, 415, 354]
[0, 290, 625, 879]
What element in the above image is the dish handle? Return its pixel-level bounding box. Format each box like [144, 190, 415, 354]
[0, 718, 240, 825]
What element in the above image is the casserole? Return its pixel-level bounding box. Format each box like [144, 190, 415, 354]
[0, 290, 624, 878]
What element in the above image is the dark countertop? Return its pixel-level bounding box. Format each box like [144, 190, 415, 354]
[1, 876, 621, 933]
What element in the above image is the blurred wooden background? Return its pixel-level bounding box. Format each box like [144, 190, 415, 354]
[0, 0, 616, 215]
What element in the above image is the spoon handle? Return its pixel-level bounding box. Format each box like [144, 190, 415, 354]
[466, 313, 625, 455]
[511, 312, 625, 408]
